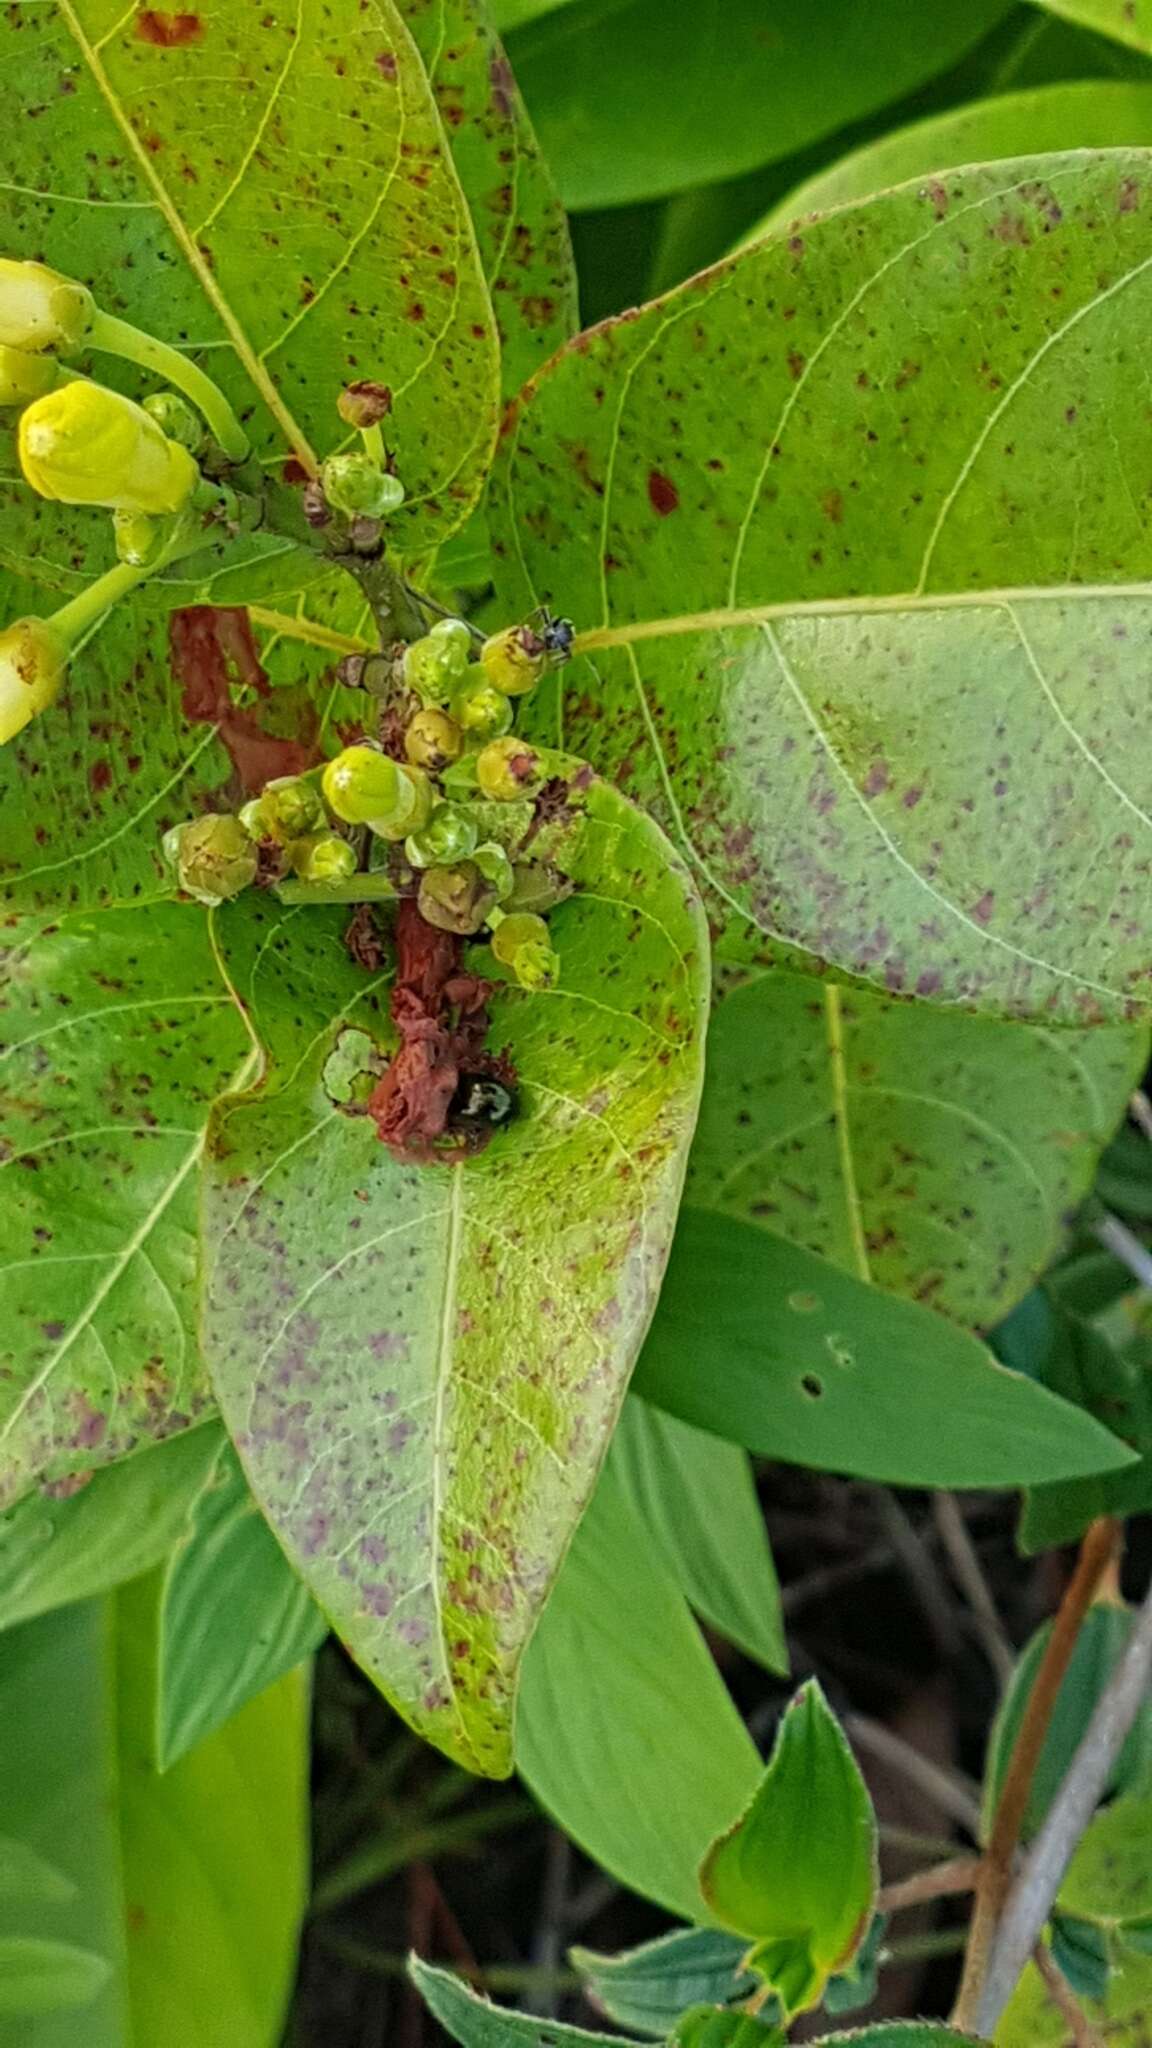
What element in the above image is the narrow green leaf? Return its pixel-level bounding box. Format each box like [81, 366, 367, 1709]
[569, 1928, 752, 2037]
[634, 1212, 1137, 1488]
[756, 83, 1152, 234]
[499, 0, 1007, 207]
[688, 970, 1144, 1331]
[611, 1397, 787, 1674]
[492, 152, 1152, 1020]
[153, 1440, 327, 1769]
[983, 1605, 1152, 1839]
[0, 1939, 109, 2018]
[0, 907, 250, 1506]
[1032, 1, 1152, 56]
[517, 1456, 760, 1921]
[1059, 1791, 1152, 1927]
[995, 1945, 1152, 2044]
[203, 777, 708, 1775]
[409, 1957, 634, 2048]
[700, 1683, 876, 2013]
[0, 1424, 224, 1632]
[0, 0, 499, 561]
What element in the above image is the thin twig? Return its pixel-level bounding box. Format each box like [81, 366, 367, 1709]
[1129, 1089, 1152, 1144]
[879, 1823, 964, 1863]
[951, 1517, 1120, 2032]
[869, 1488, 962, 1662]
[975, 1567, 1152, 2036]
[933, 1492, 1016, 1688]
[845, 1714, 982, 1835]
[878, 1855, 982, 1916]
[1093, 1211, 1152, 1292]
[1033, 1940, 1107, 2048]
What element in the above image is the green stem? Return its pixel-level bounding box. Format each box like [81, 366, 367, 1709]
[360, 422, 385, 464]
[50, 559, 153, 642]
[275, 874, 401, 906]
[88, 308, 249, 462]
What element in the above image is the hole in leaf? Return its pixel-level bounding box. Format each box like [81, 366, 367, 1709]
[800, 1373, 824, 1400]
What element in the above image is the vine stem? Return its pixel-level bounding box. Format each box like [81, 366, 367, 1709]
[975, 1564, 1152, 2036]
[1032, 1942, 1106, 2048]
[88, 308, 249, 461]
[950, 1516, 1121, 2032]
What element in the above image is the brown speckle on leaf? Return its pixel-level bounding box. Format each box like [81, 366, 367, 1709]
[136, 9, 204, 46]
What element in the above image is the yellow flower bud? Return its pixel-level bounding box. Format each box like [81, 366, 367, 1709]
[18, 381, 198, 514]
[0, 259, 94, 354]
[0, 617, 68, 745]
[0, 345, 62, 408]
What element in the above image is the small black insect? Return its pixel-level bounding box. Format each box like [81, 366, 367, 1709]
[448, 1073, 519, 1134]
[530, 607, 576, 663]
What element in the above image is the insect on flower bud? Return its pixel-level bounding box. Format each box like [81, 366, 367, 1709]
[475, 735, 547, 802]
[320, 451, 405, 520]
[404, 802, 478, 870]
[19, 381, 199, 514]
[451, 679, 512, 743]
[239, 775, 327, 845]
[417, 860, 499, 936]
[164, 813, 258, 905]
[0, 259, 94, 354]
[0, 345, 63, 408]
[287, 831, 358, 882]
[404, 707, 462, 773]
[0, 616, 68, 745]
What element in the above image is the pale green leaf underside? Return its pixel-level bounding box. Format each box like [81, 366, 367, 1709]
[492, 151, 1152, 1020]
[203, 781, 708, 1775]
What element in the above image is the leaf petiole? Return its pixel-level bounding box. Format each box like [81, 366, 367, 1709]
[87, 308, 250, 463]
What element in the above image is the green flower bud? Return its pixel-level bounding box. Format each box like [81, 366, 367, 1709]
[403, 631, 465, 705]
[142, 389, 205, 452]
[164, 813, 258, 905]
[404, 802, 478, 870]
[336, 380, 392, 429]
[0, 345, 62, 408]
[503, 859, 570, 915]
[451, 679, 512, 744]
[371, 763, 431, 842]
[322, 745, 410, 827]
[239, 775, 327, 844]
[288, 831, 358, 881]
[0, 616, 68, 745]
[476, 735, 547, 802]
[479, 622, 546, 698]
[0, 259, 94, 354]
[417, 860, 498, 936]
[510, 939, 560, 992]
[427, 617, 473, 673]
[404, 706, 462, 773]
[320, 451, 405, 519]
[19, 381, 198, 514]
[491, 911, 549, 967]
[471, 840, 515, 901]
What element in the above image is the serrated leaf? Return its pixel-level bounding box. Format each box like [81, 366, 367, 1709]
[0, 0, 499, 568]
[633, 1212, 1137, 1488]
[700, 1683, 876, 2016]
[818, 2032, 983, 2046]
[400, 0, 576, 398]
[1060, 1791, 1152, 1927]
[410, 1957, 635, 2048]
[153, 1439, 326, 1769]
[0, 906, 250, 1507]
[1033, 1, 1152, 56]
[517, 1454, 759, 1921]
[995, 1945, 1152, 2044]
[823, 1913, 887, 2017]
[569, 1928, 753, 2037]
[984, 1604, 1152, 1839]
[0, 1939, 110, 2018]
[610, 1397, 787, 1674]
[498, 0, 1007, 208]
[491, 152, 1152, 1021]
[0, 1423, 224, 1631]
[688, 970, 1144, 1330]
[202, 777, 708, 1775]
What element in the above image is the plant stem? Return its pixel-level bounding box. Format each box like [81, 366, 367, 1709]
[275, 874, 400, 906]
[50, 558, 154, 641]
[88, 307, 249, 461]
[950, 1516, 1121, 2033]
[845, 1714, 983, 1835]
[878, 1855, 981, 1916]
[975, 1565, 1152, 2036]
[1093, 1210, 1152, 1292]
[933, 1491, 1016, 1688]
[247, 605, 374, 658]
[360, 422, 385, 464]
[1033, 1941, 1106, 2048]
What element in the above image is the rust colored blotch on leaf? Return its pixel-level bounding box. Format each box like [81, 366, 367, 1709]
[647, 470, 679, 516]
[136, 9, 204, 46]
[170, 606, 318, 794]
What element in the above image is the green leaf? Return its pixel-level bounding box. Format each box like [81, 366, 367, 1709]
[491, 151, 1152, 1020]
[1032, 1, 1152, 56]
[1060, 1791, 1152, 1926]
[0, 1940, 110, 2019]
[818, 2033, 983, 2046]
[0, 0, 499, 560]
[756, 82, 1152, 234]
[633, 1212, 1137, 1488]
[0, 1592, 308, 2048]
[499, 0, 1008, 208]
[0, 1840, 74, 1908]
[153, 1439, 327, 1769]
[1007, 1292, 1152, 1550]
[517, 1455, 760, 1921]
[0, 1423, 224, 1631]
[983, 1604, 1152, 1839]
[688, 970, 1144, 1330]
[822, 1913, 887, 2017]
[409, 1957, 635, 2048]
[399, 0, 576, 398]
[610, 1396, 787, 1674]
[671, 2010, 785, 2048]
[700, 1683, 876, 2016]
[1048, 1914, 1111, 2001]
[569, 1928, 753, 2037]
[0, 906, 251, 1506]
[995, 1945, 1152, 2044]
[202, 775, 708, 1776]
